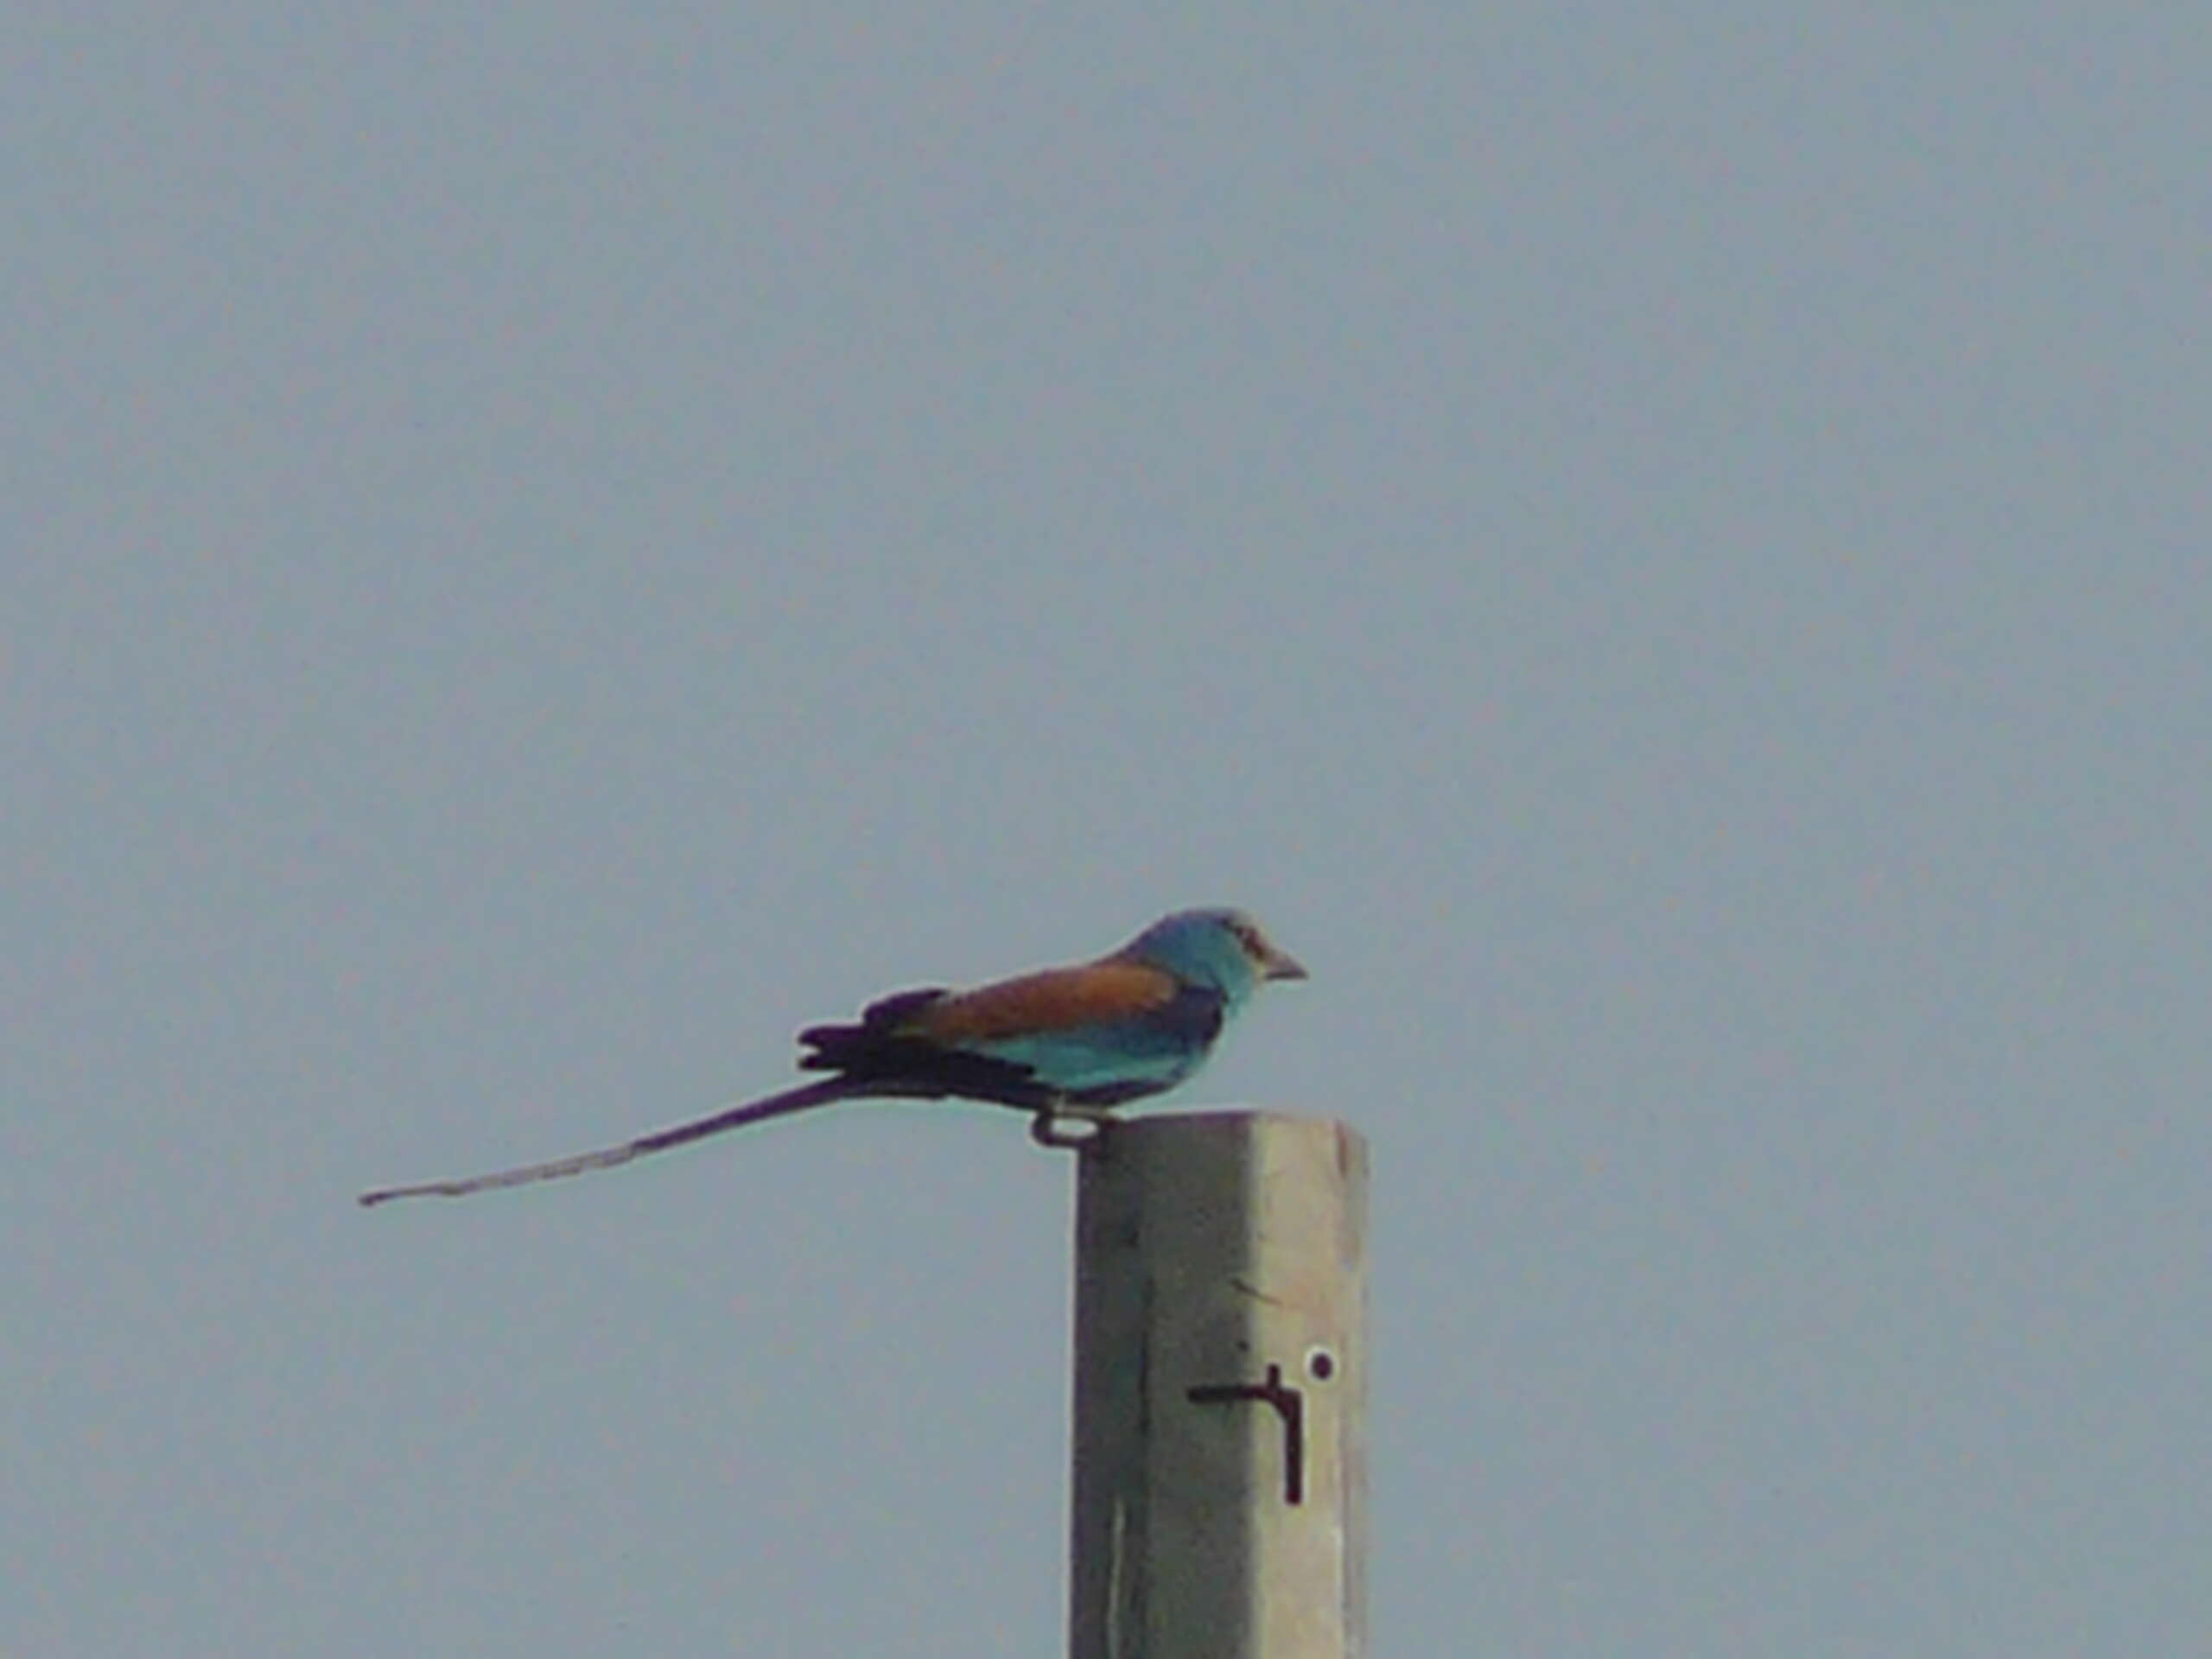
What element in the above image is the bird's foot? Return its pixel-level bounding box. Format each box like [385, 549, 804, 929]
[1029, 1106, 1112, 1151]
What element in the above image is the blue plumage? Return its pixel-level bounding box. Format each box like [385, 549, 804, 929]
[1120, 907, 1300, 1008]
[360, 908, 1306, 1205]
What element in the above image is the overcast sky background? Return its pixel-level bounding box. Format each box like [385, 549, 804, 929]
[9, 6, 2209, 1655]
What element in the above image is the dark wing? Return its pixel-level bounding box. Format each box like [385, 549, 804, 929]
[795, 962, 1190, 1109]
[796, 984, 1049, 1108]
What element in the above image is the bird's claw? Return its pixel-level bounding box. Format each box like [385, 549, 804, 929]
[1029, 1109, 1109, 1151]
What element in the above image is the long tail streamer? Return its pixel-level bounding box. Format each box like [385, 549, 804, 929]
[357, 1077, 868, 1206]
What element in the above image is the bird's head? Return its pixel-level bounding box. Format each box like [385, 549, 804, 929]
[1120, 907, 1307, 1003]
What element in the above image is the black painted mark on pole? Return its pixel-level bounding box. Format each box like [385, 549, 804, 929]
[1186, 1362, 1306, 1504]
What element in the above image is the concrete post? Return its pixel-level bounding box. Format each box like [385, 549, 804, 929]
[1068, 1111, 1369, 1657]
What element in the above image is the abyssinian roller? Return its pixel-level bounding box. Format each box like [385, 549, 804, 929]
[359, 907, 1306, 1205]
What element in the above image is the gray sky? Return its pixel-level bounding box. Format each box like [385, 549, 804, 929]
[9, 5, 2208, 1655]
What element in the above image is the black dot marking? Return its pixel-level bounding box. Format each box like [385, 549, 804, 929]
[1307, 1349, 1336, 1381]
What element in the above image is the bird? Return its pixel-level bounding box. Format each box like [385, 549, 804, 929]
[359, 907, 1306, 1205]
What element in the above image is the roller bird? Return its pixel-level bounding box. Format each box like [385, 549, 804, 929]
[359, 907, 1306, 1205]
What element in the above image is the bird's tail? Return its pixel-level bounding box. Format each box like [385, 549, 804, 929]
[357, 1076, 869, 1206]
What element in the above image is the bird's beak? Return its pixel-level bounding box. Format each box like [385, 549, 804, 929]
[1262, 944, 1308, 982]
